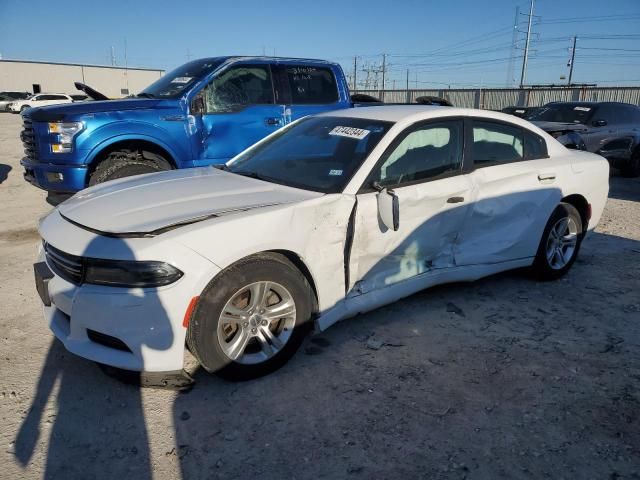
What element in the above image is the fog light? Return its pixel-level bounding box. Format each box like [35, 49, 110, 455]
[51, 144, 71, 153]
[46, 172, 64, 182]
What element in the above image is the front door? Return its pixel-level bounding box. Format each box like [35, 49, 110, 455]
[347, 119, 473, 295]
[194, 64, 286, 164]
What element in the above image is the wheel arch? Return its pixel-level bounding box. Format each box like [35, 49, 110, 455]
[267, 249, 320, 314]
[561, 193, 590, 231]
[85, 136, 179, 183]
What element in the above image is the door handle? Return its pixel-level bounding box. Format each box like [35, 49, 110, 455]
[538, 173, 556, 181]
[447, 196, 465, 204]
[265, 117, 281, 126]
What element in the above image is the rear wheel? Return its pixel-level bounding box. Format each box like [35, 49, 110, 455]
[532, 203, 583, 280]
[187, 253, 313, 381]
[88, 149, 171, 186]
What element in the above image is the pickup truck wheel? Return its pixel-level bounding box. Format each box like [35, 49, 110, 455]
[621, 149, 640, 178]
[531, 203, 583, 281]
[88, 149, 171, 186]
[187, 253, 313, 381]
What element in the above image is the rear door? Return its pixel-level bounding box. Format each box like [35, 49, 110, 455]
[274, 64, 343, 123]
[347, 118, 473, 295]
[455, 118, 562, 266]
[196, 64, 286, 164]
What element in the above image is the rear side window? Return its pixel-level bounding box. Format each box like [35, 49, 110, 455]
[523, 130, 548, 159]
[284, 66, 338, 104]
[472, 120, 523, 166]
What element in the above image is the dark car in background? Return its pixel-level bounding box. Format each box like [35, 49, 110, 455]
[501, 106, 540, 119]
[529, 101, 640, 177]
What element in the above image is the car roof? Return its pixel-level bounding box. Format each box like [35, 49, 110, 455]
[317, 105, 539, 126]
[195, 55, 340, 66]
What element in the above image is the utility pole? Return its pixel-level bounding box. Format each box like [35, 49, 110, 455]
[381, 54, 386, 90]
[111, 46, 116, 66]
[506, 6, 520, 87]
[519, 0, 534, 88]
[406, 69, 410, 103]
[567, 36, 577, 86]
[353, 56, 358, 90]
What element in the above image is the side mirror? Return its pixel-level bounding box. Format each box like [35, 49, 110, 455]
[373, 182, 399, 231]
[191, 93, 205, 116]
[592, 119, 607, 127]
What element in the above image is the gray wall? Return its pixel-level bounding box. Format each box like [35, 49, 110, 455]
[355, 87, 640, 109]
[0, 60, 164, 98]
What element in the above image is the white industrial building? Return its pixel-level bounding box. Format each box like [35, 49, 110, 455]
[0, 59, 164, 98]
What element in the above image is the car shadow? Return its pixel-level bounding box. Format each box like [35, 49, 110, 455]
[0, 163, 11, 184]
[608, 175, 640, 202]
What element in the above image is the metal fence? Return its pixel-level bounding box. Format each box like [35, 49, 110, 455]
[354, 87, 640, 109]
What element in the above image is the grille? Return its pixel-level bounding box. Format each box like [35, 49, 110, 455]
[20, 116, 38, 162]
[44, 243, 84, 284]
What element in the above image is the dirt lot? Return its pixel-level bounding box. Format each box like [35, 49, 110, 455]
[0, 112, 639, 480]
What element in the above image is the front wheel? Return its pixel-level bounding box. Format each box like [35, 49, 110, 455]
[187, 253, 313, 381]
[532, 203, 583, 280]
[88, 149, 171, 186]
[621, 149, 640, 178]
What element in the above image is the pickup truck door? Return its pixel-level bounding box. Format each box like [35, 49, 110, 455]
[273, 64, 346, 123]
[347, 119, 472, 295]
[193, 64, 286, 165]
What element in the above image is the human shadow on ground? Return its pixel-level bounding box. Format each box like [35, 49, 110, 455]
[0, 163, 11, 184]
[14, 235, 175, 479]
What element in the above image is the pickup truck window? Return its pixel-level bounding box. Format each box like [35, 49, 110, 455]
[229, 116, 392, 193]
[138, 58, 224, 98]
[284, 66, 339, 105]
[203, 65, 274, 113]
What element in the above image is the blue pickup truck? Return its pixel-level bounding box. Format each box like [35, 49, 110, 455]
[20, 56, 351, 202]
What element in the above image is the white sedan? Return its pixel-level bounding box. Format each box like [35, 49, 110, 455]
[35, 106, 609, 380]
[8, 93, 73, 113]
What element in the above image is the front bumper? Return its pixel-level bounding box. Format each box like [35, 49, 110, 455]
[36, 212, 221, 372]
[21, 157, 88, 193]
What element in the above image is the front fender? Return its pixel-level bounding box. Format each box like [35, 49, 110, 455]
[79, 121, 190, 167]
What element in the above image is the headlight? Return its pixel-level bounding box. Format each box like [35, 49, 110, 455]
[83, 258, 183, 287]
[48, 121, 84, 153]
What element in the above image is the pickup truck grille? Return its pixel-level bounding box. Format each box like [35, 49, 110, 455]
[21, 117, 38, 162]
[44, 242, 84, 285]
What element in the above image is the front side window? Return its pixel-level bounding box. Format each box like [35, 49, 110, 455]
[372, 120, 464, 187]
[203, 65, 274, 113]
[473, 120, 523, 166]
[284, 66, 338, 104]
[228, 116, 392, 193]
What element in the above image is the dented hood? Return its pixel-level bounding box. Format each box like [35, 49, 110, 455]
[58, 168, 322, 236]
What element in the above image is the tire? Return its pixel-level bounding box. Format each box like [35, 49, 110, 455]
[531, 203, 583, 281]
[88, 149, 171, 186]
[187, 252, 313, 381]
[621, 148, 640, 178]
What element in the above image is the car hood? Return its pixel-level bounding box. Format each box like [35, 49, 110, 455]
[27, 98, 166, 121]
[57, 168, 322, 236]
[530, 121, 588, 133]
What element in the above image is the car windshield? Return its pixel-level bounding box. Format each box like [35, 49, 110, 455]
[138, 58, 224, 99]
[529, 104, 595, 124]
[227, 116, 394, 193]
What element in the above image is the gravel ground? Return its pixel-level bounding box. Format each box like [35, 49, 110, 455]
[0, 112, 639, 480]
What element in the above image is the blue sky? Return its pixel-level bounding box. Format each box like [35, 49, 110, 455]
[1, 0, 639, 88]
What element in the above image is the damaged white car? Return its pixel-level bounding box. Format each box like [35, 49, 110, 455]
[35, 106, 609, 380]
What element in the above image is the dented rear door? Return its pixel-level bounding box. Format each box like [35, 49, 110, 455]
[454, 118, 563, 266]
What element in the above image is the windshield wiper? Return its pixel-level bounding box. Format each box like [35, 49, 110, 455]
[214, 164, 229, 171]
[232, 170, 273, 182]
[136, 92, 156, 98]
